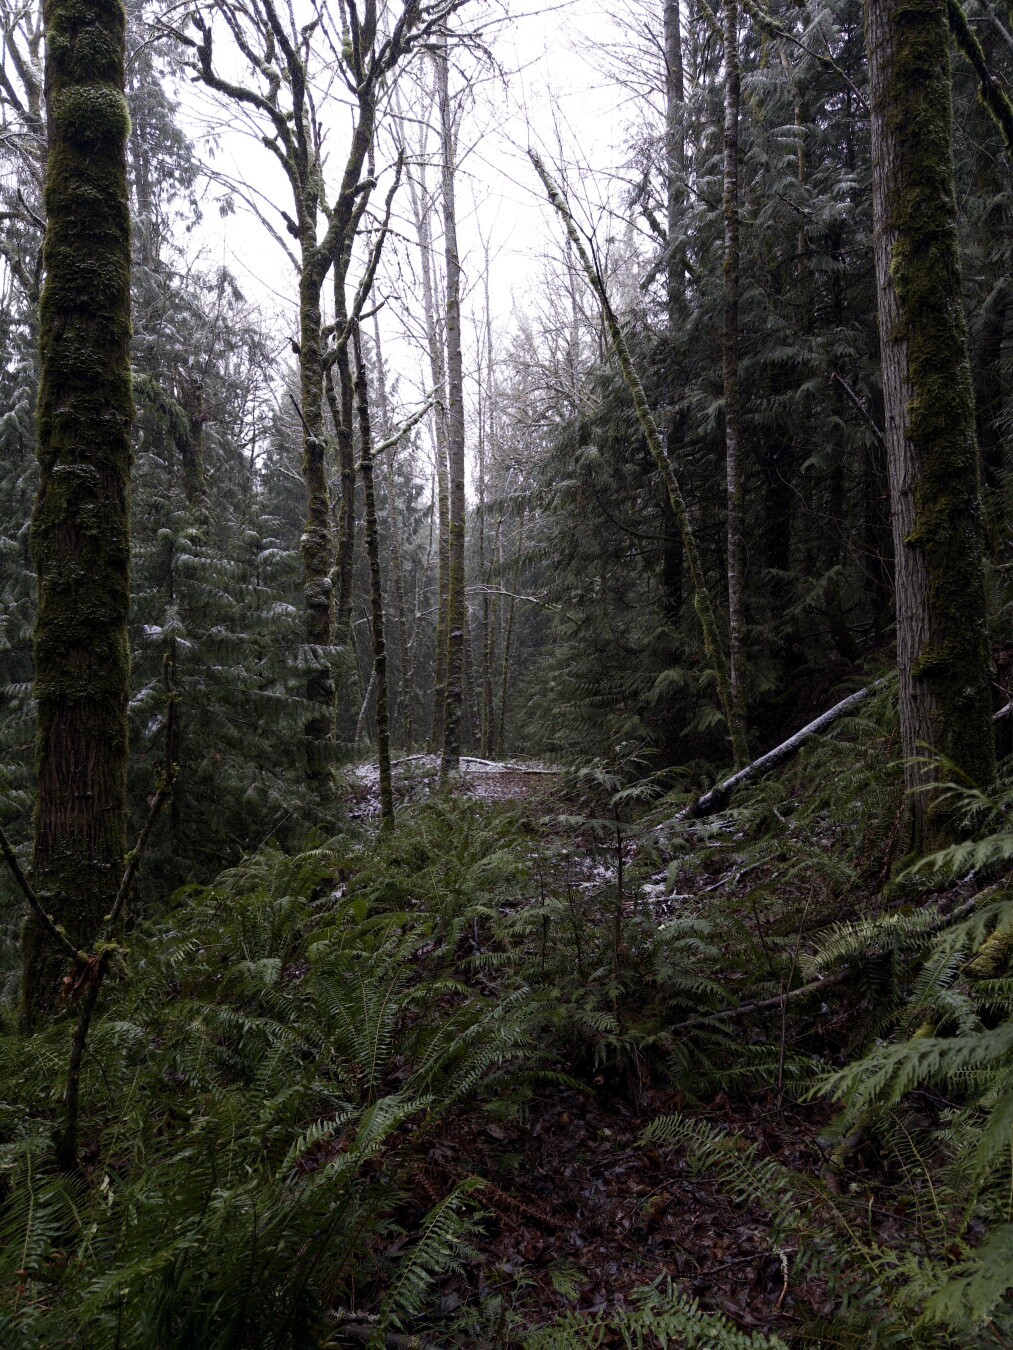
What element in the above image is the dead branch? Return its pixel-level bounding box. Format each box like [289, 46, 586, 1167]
[0, 824, 85, 964]
[656, 679, 888, 832]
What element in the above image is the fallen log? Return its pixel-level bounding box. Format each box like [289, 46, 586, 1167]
[656, 678, 888, 832]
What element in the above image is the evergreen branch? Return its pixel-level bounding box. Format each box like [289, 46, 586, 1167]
[528, 147, 747, 767]
[742, 0, 870, 115]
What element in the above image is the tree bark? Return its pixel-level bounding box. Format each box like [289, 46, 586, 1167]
[400, 104, 451, 751]
[478, 264, 498, 757]
[496, 507, 524, 757]
[372, 314, 413, 748]
[663, 0, 686, 625]
[437, 41, 467, 783]
[866, 0, 996, 848]
[722, 0, 748, 763]
[23, 0, 133, 1026]
[300, 263, 337, 785]
[353, 325, 394, 828]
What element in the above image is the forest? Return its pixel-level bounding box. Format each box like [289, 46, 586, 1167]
[1, 0, 1013, 1342]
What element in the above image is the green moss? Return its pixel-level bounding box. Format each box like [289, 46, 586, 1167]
[51, 85, 130, 148]
[888, 0, 995, 843]
[23, 0, 133, 1026]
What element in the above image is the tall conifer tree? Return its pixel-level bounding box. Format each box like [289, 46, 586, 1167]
[22, 0, 132, 1024]
[866, 0, 996, 847]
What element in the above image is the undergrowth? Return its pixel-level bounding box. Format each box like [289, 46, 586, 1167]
[2, 698, 1013, 1344]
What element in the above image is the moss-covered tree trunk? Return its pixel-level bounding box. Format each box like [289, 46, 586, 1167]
[437, 41, 466, 783]
[23, 0, 132, 1026]
[866, 0, 995, 848]
[332, 278, 357, 650]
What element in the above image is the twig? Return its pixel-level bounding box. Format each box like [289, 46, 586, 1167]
[287, 392, 311, 437]
[678, 968, 851, 1031]
[701, 858, 768, 892]
[328, 1317, 432, 1348]
[830, 372, 885, 446]
[676, 889, 988, 1033]
[0, 824, 85, 964]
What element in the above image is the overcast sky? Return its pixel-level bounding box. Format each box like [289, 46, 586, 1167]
[179, 2, 645, 322]
[168, 0, 663, 477]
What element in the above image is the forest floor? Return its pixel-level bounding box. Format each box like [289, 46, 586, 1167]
[5, 729, 1004, 1345]
[334, 756, 916, 1345]
[345, 754, 561, 816]
[415, 1086, 841, 1341]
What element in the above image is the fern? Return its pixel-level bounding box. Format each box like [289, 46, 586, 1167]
[524, 1278, 790, 1348]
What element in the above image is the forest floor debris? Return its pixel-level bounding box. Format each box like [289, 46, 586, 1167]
[410, 1085, 840, 1342]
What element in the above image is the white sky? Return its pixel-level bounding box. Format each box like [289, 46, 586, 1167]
[178, 2, 643, 340]
[166, 0, 666, 490]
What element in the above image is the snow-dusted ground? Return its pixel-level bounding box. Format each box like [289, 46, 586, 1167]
[342, 755, 714, 918]
[342, 754, 558, 818]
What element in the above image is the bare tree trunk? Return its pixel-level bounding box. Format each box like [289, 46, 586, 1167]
[353, 325, 394, 828]
[866, 0, 995, 848]
[497, 507, 525, 757]
[722, 0, 748, 764]
[432, 429, 451, 749]
[663, 0, 686, 623]
[437, 40, 467, 783]
[399, 100, 451, 750]
[371, 315, 413, 747]
[355, 667, 378, 748]
[479, 261, 497, 756]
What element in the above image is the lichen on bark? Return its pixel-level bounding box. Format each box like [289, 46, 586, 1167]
[23, 0, 133, 1025]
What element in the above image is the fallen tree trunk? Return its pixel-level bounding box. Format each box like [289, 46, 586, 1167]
[656, 678, 888, 832]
